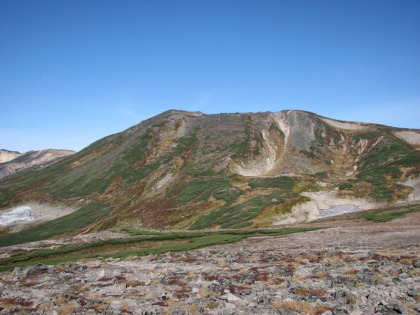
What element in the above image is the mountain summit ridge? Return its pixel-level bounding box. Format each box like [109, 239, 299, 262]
[0, 110, 419, 235]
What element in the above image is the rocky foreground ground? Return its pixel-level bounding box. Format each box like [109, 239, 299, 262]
[0, 216, 419, 315]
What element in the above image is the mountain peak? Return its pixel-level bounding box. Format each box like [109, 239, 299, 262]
[0, 110, 418, 233]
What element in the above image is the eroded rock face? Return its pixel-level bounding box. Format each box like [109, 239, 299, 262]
[0, 244, 418, 314]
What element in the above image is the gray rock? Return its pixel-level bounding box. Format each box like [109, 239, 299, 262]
[11, 267, 22, 279]
[375, 302, 404, 314]
[398, 272, 409, 279]
[276, 307, 298, 315]
[22, 262, 52, 278]
[170, 307, 187, 315]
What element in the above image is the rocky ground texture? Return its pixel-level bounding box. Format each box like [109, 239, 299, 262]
[1, 218, 420, 315]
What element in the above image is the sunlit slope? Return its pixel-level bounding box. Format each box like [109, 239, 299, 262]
[0, 110, 418, 234]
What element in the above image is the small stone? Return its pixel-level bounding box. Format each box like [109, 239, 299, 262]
[219, 292, 241, 302]
[98, 269, 106, 278]
[357, 253, 369, 259]
[11, 267, 22, 279]
[224, 303, 236, 310]
[399, 273, 409, 279]
[110, 301, 123, 311]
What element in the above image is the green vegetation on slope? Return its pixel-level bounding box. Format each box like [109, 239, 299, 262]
[361, 204, 420, 222]
[175, 175, 240, 204]
[0, 203, 113, 247]
[0, 227, 319, 271]
[355, 133, 420, 200]
[249, 176, 294, 189]
[190, 177, 295, 229]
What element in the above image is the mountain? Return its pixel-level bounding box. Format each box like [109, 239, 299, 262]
[0, 150, 23, 163]
[0, 110, 419, 235]
[0, 149, 75, 180]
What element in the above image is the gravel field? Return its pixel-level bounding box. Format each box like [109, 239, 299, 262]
[0, 212, 419, 314]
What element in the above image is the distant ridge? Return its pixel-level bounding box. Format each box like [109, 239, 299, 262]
[0, 149, 75, 179]
[0, 149, 23, 164]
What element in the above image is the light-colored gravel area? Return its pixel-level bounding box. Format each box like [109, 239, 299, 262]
[0, 202, 77, 233]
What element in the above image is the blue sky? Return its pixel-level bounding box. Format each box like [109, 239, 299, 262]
[1, 0, 419, 152]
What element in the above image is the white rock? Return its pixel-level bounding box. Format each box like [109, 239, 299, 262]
[224, 302, 237, 310]
[98, 269, 106, 278]
[0, 206, 37, 225]
[219, 293, 242, 302]
[110, 301, 123, 311]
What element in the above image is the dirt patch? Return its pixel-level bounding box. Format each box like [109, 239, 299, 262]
[393, 130, 420, 146]
[320, 117, 367, 130]
[274, 191, 383, 225]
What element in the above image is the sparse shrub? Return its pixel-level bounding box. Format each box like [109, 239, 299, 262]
[52, 295, 67, 305]
[347, 294, 358, 304]
[312, 271, 329, 279]
[315, 171, 328, 179]
[373, 273, 385, 284]
[56, 301, 79, 314]
[300, 149, 317, 159]
[294, 180, 319, 194]
[125, 279, 145, 287]
[295, 287, 326, 297]
[185, 304, 199, 313]
[339, 182, 353, 190]
[342, 268, 359, 275]
[203, 301, 219, 309]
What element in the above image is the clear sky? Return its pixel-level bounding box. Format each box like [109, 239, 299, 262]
[1, 0, 419, 152]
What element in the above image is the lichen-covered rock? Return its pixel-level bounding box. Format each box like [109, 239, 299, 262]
[0, 243, 419, 314]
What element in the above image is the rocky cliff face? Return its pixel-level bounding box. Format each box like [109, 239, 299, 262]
[0, 110, 419, 233]
[0, 149, 75, 180]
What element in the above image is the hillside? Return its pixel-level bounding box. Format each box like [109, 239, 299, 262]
[0, 110, 419, 242]
[0, 206, 419, 314]
[0, 149, 75, 180]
